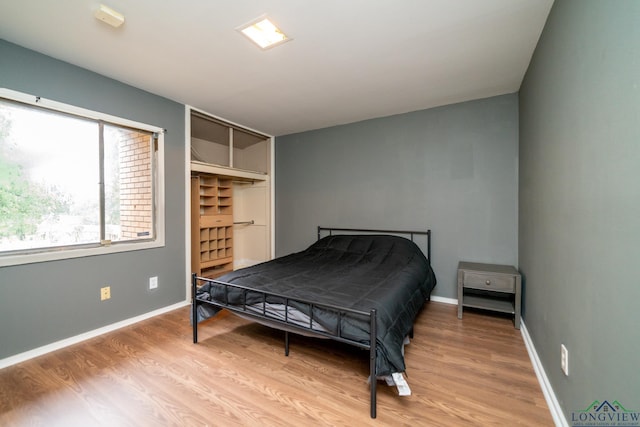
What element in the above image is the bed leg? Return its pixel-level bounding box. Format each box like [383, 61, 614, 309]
[284, 331, 290, 356]
[370, 309, 377, 419]
[192, 273, 198, 344]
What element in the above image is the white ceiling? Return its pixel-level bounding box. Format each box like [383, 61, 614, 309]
[0, 0, 553, 136]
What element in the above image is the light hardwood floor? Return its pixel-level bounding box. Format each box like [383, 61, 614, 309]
[0, 302, 553, 426]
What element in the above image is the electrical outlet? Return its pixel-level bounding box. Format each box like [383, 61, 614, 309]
[100, 286, 111, 301]
[561, 344, 569, 376]
[149, 276, 158, 290]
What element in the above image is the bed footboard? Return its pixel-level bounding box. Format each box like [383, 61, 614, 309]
[191, 273, 379, 418]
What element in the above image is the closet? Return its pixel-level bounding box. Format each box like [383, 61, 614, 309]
[189, 109, 273, 278]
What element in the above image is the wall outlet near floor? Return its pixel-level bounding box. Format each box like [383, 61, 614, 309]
[100, 286, 111, 301]
[561, 344, 569, 376]
[149, 276, 158, 290]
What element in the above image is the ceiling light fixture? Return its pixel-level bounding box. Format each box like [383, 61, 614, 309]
[237, 16, 291, 50]
[94, 4, 125, 28]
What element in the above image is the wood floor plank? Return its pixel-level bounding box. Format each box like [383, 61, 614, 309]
[0, 302, 554, 426]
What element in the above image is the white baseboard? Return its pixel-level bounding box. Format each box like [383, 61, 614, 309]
[520, 321, 568, 427]
[0, 301, 190, 370]
[430, 295, 457, 305]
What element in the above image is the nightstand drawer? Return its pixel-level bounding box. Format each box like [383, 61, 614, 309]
[463, 272, 515, 292]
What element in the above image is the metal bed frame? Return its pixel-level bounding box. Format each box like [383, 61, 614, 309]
[192, 226, 432, 419]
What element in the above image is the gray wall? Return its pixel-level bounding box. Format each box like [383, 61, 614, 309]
[519, 0, 640, 419]
[0, 40, 186, 359]
[275, 94, 519, 299]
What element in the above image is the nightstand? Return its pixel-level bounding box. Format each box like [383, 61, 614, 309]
[457, 261, 521, 329]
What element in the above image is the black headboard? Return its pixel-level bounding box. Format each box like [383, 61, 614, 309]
[317, 226, 431, 263]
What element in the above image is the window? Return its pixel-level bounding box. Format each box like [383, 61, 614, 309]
[0, 89, 164, 266]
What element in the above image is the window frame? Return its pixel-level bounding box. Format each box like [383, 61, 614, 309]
[0, 88, 165, 267]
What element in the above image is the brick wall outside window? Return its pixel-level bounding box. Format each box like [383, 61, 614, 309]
[119, 132, 152, 239]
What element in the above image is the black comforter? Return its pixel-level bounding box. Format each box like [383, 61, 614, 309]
[196, 234, 436, 376]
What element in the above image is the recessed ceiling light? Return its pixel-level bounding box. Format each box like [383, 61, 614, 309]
[237, 16, 291, 50]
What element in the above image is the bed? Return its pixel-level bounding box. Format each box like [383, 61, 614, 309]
[191, 227, 437, 418]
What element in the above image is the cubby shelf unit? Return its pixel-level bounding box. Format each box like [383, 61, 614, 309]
[191, 175, 234, 278]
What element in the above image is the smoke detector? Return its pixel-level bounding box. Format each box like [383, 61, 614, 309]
[94, 4, 125, 28]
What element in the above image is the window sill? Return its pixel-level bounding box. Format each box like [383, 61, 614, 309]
[0, 238, 165, 268]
